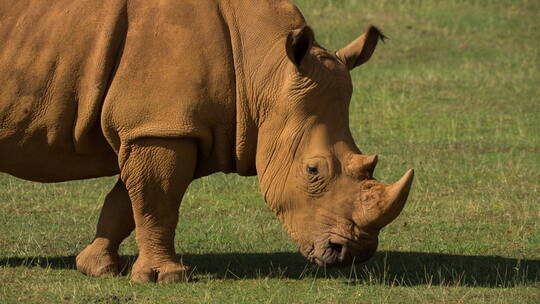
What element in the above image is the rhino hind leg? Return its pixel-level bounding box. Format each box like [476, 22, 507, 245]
[76, 179, 135, 277]
[120, 138, 197, 283]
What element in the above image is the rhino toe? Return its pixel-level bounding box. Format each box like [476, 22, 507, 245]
[130, 256, 190, 283]
[76, 245, 125, 277]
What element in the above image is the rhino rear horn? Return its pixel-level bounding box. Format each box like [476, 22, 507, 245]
[286, 26, 314, 67]
[346, 154, 378, 179]
[336, 26, 386, 70]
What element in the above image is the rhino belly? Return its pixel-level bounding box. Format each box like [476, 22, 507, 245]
[0, 134, 119, 183]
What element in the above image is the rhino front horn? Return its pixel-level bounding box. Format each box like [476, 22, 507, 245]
[376, 169, 414, 228]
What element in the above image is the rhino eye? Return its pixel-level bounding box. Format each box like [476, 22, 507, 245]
[307, 166, 319, 175]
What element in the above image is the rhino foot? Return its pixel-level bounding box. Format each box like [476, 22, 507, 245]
[76, 243, 126, 277]
[130, 256, 190, 283]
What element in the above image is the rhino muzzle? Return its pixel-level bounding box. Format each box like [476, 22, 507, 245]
[311, 237, 378, 266]
[309, 168, 414, 266]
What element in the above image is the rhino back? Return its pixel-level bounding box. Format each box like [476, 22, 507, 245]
[0, 0, 127, 181]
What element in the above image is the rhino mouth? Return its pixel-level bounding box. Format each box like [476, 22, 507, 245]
[313, 241, 346, 266]
[306, 237, 347, 266]
[307, 234, 377, 266]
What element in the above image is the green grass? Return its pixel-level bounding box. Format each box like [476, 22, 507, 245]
[1, 1, 539, 303]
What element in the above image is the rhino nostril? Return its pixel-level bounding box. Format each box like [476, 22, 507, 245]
[329, 242, 343, 254]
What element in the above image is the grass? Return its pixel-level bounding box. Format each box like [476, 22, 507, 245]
[1, 0, 539, 303]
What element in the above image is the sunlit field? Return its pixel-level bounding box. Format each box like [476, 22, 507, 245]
[1, 1, 538, 303]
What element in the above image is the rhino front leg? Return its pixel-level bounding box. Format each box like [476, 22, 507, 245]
[76, 179, 135, 277]
[120, 138, 197, 283]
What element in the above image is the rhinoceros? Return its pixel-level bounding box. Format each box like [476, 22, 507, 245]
[0, 0, 414, 283]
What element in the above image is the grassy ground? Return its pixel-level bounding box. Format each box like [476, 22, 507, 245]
[1, 0, 539, 303]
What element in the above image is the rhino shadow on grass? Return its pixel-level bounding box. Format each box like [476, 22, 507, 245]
[2, 251, 538, 287]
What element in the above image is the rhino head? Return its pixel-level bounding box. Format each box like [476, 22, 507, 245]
[254, 26, 414, 266]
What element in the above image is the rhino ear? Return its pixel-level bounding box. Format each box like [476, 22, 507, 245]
[336, 26, 387, 70]
[286, 26, 314, 67]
